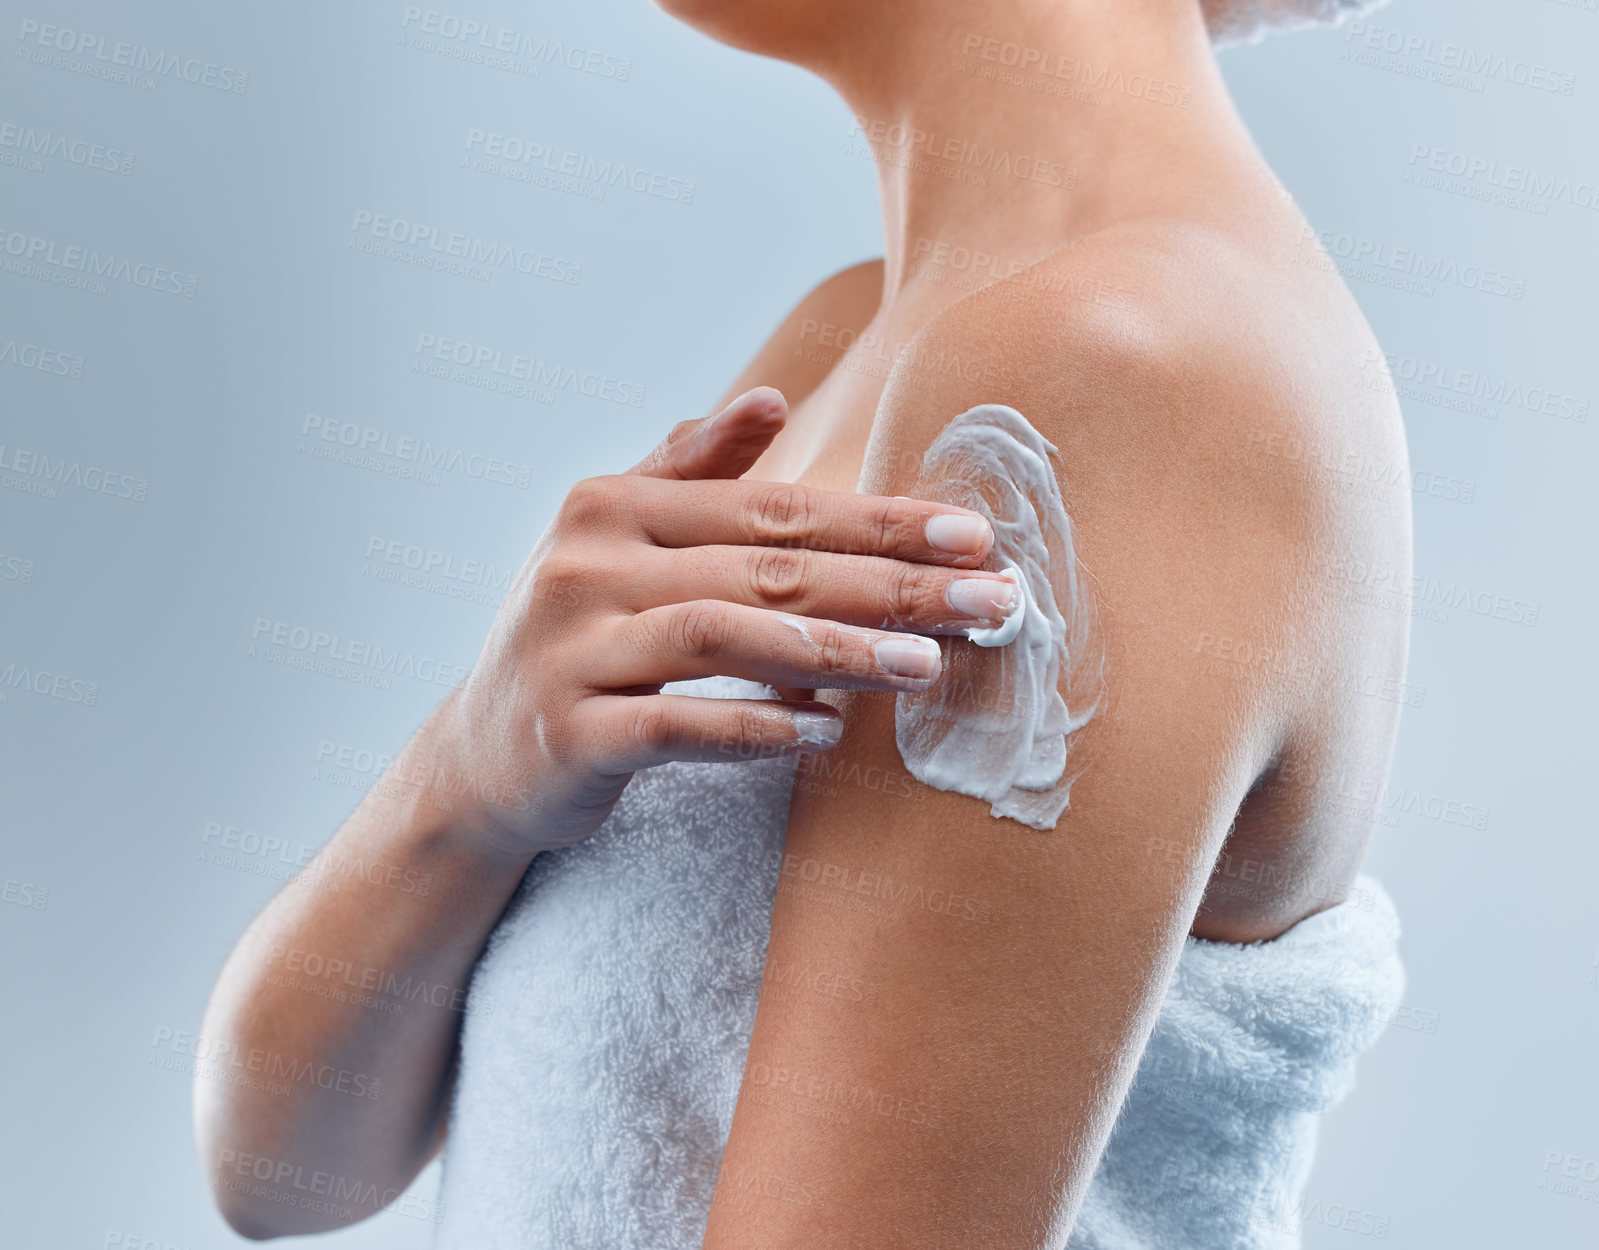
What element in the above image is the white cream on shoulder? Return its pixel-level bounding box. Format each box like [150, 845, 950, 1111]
[894, 404, 1104, 829]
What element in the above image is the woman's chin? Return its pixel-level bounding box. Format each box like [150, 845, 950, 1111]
[650, 0, 823, 59]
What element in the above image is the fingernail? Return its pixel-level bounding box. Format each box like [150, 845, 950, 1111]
[791, 711, 843, 748]
[730, 387, 786, 422]
[711, 388, 783, 430]
[874, 636, 942, 680]
[925, 513, 992, 555]
[945, 577, 1016, 621]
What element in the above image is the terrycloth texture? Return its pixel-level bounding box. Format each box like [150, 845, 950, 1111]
[436, 676, 1403, 1250]
[1203, 0, 1394, 47]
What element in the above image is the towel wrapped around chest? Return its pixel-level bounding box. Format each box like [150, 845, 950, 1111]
[435, 676, 1403, 1250]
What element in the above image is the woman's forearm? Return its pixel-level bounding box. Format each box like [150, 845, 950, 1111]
[192, 394, 1006, 1238]
[194, 690, 536, 1238]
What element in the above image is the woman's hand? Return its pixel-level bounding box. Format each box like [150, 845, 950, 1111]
[432, 386, 1020, 858]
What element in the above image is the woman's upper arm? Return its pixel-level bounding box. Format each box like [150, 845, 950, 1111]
[702, 290, 1311, 1248]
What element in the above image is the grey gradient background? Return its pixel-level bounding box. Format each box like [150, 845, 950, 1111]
[1, 0, 1595, 1245]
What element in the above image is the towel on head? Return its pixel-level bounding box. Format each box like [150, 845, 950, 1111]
[1204, 0, 1395, 47]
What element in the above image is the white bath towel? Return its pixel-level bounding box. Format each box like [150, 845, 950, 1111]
[436, 677, 1403, 1249]
[1203, 0, 1393, 48]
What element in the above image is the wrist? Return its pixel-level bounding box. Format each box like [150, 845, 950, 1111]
[365, 690, 543, 872]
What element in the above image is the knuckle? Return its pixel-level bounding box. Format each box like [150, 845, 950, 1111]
[748, 547, 808, 608]
[528, 554, 590, 607]
[732, 704, 776, 749]
[666, 418, 700, 446]
[884, 566, 923, 625]
[814, 622, 852, 674]
[749, 483, 814, 547]
[562, 475, 621, 528]
[665, 600, 727, 660]
[871, 495, 900, 553]
[534, 703, 585, 773]
[624, 701, 674, 753]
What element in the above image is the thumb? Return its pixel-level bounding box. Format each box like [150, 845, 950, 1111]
[628, 386, 788, 481]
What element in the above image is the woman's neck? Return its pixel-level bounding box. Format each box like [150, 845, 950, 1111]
[809, 0, 1254, 305]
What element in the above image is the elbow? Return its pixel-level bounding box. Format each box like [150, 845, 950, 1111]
[204, 1146, 351, 1240]
[204, 1153, 293, 1241]
[194, 1087, 415, 1240]
[215, 1201, 287, 1242]
[195, 1098, 306, 1240]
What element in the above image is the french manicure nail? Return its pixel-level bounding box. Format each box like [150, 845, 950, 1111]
[925, 513, 992, 555]
[874, 636, 942, 680]
[945, 577, 1016, 620]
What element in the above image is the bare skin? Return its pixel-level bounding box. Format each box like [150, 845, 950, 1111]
[198, 0, 1411, 1244]
[194, 394, 1024, 1236]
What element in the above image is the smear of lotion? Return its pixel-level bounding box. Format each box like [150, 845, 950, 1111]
[894, 404, 1104, 829]
[963, 565, 1025, 647]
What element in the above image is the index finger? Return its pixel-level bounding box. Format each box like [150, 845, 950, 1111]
[627, 476, 996, 567]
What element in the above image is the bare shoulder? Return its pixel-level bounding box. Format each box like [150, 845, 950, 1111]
[870, 214, 1413, 839]
[881, 214, 1406, 515]
[876, 212, 1411, 623]
[712, 258, 884, 412]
